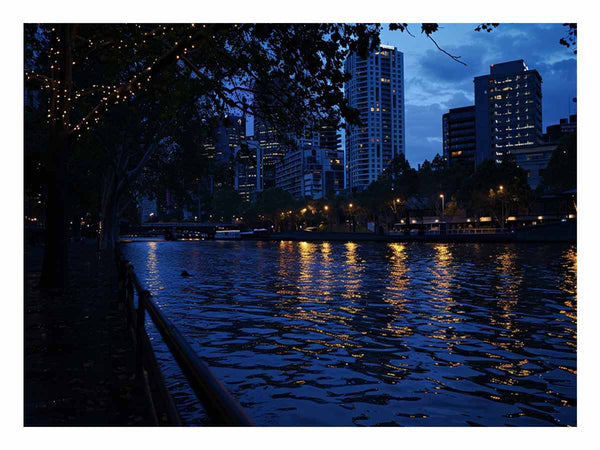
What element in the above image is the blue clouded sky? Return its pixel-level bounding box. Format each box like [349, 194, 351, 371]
[378, 23, 577, 167]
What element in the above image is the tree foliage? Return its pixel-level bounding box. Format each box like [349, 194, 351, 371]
[539, 132, 577, 193]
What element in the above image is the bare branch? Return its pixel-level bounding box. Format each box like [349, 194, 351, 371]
[427, 34, 466, 66]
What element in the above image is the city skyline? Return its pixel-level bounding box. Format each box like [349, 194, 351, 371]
[244, 24, 576, 168]
[380, 23, 576, 166]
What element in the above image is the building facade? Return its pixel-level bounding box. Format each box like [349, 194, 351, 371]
[442, 105, 476, 169]
[344, 44, 406, 190]
[253, 116, 286, 190]
[234, 140, 263, 203]
[544, 114, 577, 143]
[474, 60, 543, 165]
[269, 122, 344, 199]
[512, 144, 557, 189]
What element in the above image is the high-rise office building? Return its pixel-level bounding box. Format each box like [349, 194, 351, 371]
[253, 116, 286, 190]
[201, 115, 246, 167]
[474, 60, 543, 165]
[234, 140, 263, 203]
[442, 105, 476, 169]
[344, 44, 405, 190]
[275, 124, 344, 199]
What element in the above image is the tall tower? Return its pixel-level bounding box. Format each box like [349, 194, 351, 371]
[344, 44, 405, 191]
[474, 60, 543, 165]
[253, 116, 286, 190]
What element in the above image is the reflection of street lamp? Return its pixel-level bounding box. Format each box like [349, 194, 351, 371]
[439, 194, 444, 217]
[498, 186, 505, 229]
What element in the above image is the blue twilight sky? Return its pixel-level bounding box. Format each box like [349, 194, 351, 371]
[245, 23, 577, 168]
[379, 23, 577, 166]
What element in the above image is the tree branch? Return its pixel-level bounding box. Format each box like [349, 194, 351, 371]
[427, 34, 466, 66]
[69, 25, 203, 136]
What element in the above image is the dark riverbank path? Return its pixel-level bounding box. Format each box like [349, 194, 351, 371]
[24, 240, 152, 426]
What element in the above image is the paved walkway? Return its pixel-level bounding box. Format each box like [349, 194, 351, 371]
[24, 240, 152, 426]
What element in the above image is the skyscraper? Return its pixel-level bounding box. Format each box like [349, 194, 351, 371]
[442, 105, 476, 170]
[344, 44, 405, 191]
[474, 60, 543, 165]
[234, 140, 263, 202]
[253, 116, 286, 190]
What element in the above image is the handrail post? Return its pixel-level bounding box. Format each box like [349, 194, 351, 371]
[136, 290, 149, 377]
[126, 263, 134, 328]
[118, 258, 128, 306]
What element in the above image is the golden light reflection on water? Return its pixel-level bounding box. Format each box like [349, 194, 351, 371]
[495, 246, 522, 313]
[482, 246, 528, 356]
[432, 244, 454, 301]
[276, 241, 297, 296]
[559, 246, 577, 299]
[342, 242, 363, 300]
[298, 241, 318, 288]
[274, 241, 361, 346]
[558, 246, 577, 344]
[386, 243, 408, 294]
[430, 245, 456, 333]
[384, 243, 411, 327]
[318, 242, 334, 302]
[144, 241, 163, 291]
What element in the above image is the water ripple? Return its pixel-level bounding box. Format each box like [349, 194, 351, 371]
[124, 240, 576, 426]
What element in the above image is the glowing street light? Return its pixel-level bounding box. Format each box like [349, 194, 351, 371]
[324, 205, 329, 211]
[439, 194, 445, 217]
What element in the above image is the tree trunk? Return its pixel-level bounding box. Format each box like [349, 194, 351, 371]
[40, 25, 74, 289]
[99, 169, 121, 250]
[99, 201, 120, 249]
[40, 131, 69, 288]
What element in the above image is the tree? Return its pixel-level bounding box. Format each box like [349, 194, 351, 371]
[212, 186, 243, 223]
[539, 133, 577, 194]
[255, 188, 297, 231]
[25, 23, 381, 288]
[460, 157, 532, 224]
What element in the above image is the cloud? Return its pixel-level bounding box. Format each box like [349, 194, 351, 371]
[392, 23, 577, 165]
[404, 102, 446, 166]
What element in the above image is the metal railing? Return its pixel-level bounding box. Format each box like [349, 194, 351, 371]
[116, 248, 254, 426]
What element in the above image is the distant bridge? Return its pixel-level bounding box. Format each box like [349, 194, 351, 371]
[122, 222, 241, 238]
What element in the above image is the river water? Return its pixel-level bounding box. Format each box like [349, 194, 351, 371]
[122, 240, 577, 426]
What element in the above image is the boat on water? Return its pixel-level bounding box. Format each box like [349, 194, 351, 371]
[215, 229, 241, 240]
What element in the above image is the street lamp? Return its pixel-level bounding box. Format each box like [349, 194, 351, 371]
[439, 194, 444, 217]
[498, 186, 506, 230]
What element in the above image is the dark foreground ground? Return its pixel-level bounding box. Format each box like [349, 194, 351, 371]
[24, 240, 152, 426]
